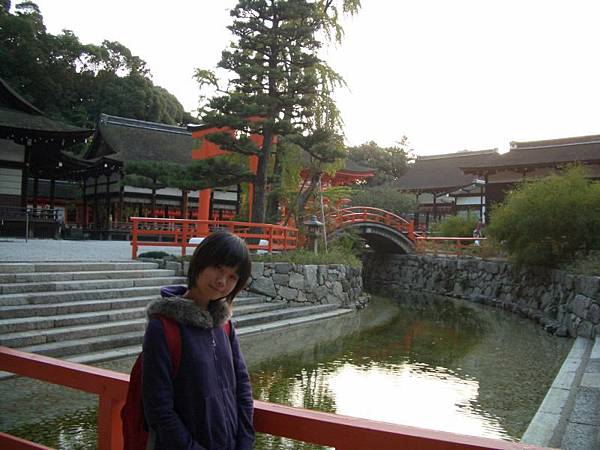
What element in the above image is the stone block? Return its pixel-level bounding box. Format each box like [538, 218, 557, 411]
[305, 265, 318, 289]
[274, 262, 293, 274]
[314, 285, 328, 300]
[577, 321, 594, 339]
[569, 387, 600, 425]
[278, 286, 298, 300]
[571, 294, 591, 318]
[333, 281, 344, 297]
[576, 276, 600, 297]
[587, 303, 600, 324]
[289, 272, 305, 290]
[296, 290, 308, 303]
[251, 277, 276, 297]
[165, 261, 182, 276]
[250, 262, 264, 279]
[560, 422, 598, 450]
[272, 273, 290, 285]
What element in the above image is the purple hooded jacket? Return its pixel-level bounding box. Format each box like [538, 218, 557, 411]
[142, 286, 255, 450]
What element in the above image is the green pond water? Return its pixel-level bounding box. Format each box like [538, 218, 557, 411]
[1, 292, 572, 449]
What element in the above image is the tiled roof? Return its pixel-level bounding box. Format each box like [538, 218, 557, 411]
[0, 78, 92, 143]
[461, 134, 600, 173]
[85, 114, 194, 164]
[395, 149, 500, 192]
[341, 158, 375, 173]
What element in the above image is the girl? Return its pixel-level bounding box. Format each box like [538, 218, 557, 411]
[142, 231, 255, 450]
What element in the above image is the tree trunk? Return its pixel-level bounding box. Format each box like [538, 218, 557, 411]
[151, 177, 157, 216]
[266, 155, 283, 223]
[181, 190, 189, 219]
[295, 170, 322, 225]
[251, 128, 272, 224]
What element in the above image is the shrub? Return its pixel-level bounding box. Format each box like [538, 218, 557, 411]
[486, 166, 600, 268]
[432, 214, 479, 237]
[138, 251, 171, 259]
[562, 251, 600, 276]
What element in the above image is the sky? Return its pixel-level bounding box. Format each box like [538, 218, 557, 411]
[31, 0, 600, 156]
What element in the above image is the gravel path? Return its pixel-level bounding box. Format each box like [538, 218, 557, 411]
[0, 238, 192, 262]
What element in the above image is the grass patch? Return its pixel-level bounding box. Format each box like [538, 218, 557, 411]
[252, 248, 361, 268]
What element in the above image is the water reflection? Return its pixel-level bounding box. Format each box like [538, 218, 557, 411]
[251, 292, 571, 449]
[329, 363, 507, 439]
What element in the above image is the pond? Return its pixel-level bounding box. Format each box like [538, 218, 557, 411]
[0, 292, 572, 449]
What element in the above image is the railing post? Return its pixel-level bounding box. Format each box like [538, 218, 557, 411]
[269, 226, 274, 254]
[97, 396, 124, 450]
[131, 218, 138, 259]
[181, 220, 188, 257]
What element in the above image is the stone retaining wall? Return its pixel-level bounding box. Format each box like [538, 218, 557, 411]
[248, 262, 368, 308]
[364, 253, 600, 338]
[140, 257, 368, 309]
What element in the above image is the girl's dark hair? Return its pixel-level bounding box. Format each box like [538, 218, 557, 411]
[187, 231, 251, 303]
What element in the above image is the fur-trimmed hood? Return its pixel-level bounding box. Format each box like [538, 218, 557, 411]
[146, 296, 231, 329]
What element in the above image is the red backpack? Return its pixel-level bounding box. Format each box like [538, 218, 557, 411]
[121, 315, 231, 450]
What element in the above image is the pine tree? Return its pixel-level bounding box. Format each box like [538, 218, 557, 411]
[197, 0, 358, 224]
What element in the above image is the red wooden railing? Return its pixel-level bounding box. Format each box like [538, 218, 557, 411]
[0, 346, 547, 450]
[328, 207, 415, 241]
[415, 237, 488, 256]
[130, 217, 298, 259]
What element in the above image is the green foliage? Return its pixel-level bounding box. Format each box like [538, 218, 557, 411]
[0, 2, 197, 128]
[252, 247, 361, 268]
[197, 0, 358, 223]
[328, 229, 366, 257]
[138, 251, 171, 259]
[486, 166, 600, 268]
[350, 185, 417, 216]
[347, 139, 412, 186]
[562, 251, 600, 276]
[432, 214, 479, 237]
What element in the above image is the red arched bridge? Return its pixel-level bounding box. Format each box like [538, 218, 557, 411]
[328, 206, 416, 254]
[130, 206, 418, 258]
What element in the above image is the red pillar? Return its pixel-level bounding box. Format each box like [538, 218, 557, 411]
[198, 188, 211, 234]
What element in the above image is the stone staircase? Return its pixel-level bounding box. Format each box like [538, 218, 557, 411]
[0, 261, 351, 368]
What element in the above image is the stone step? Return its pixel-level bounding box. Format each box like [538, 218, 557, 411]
[0, 307, 147, 334]
[234, 303, 339, 328]
[0, 275, 187, 295]
[63, 308, 354, 366]
[0, 299, 284, 334]
[0, 294, 266, 319]
[0, 261, 159, 274]
[0, 269, 177, 284]
[0, 295, 158, 319]
[20, 330, 145, 359]
[1, 303, 327, 352]
[0, 284, 185, 307]
[239, 308, 354, 336]
[1, 319, 146, 348]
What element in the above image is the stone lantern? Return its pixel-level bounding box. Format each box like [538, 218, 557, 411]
[303, 214, 323, 254]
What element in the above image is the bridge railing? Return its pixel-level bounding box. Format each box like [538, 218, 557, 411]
[415, 236, 487, 255]
[0, 346, 548, 450]
[130, 217, 298, 258]
[328, 207, 415, 241]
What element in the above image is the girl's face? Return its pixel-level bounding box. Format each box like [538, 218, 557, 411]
[195, 264, 240, 302]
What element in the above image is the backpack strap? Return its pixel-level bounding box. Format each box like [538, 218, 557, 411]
[223, 320, 231, 338]
[157, 315, 181, 376]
